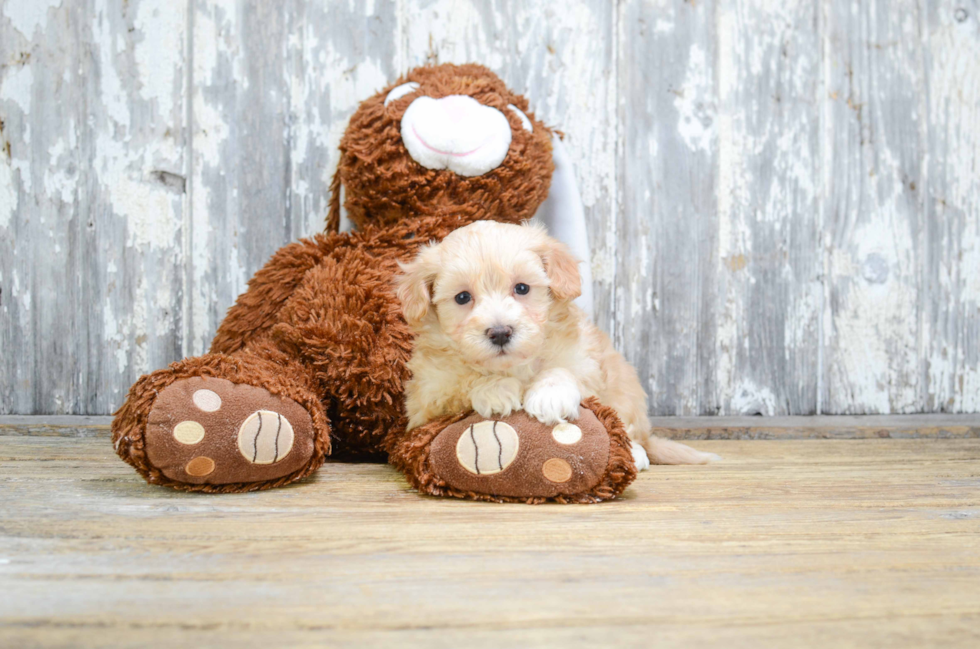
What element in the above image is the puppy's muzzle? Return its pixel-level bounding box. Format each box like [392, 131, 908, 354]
[486, 325, 514, 348]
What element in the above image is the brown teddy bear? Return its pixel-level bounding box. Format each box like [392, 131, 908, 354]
[111, 63, 637, 503]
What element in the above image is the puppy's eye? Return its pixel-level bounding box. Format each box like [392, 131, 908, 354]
[514, 283, 530, 295]
[454, 291, 472, 305]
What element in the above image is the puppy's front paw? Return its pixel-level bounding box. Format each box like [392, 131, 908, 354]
[524, 383, 581, 425]
[470, 378, 523, 419]
[631, 441, 651, 472]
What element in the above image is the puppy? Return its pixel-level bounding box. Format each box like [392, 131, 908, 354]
[395, 221, 718, 467]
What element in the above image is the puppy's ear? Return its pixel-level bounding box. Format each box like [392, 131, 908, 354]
[396, 244, 440, 326]
[537, 233, 582, 302]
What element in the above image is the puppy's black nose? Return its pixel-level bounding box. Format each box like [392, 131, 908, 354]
[486, 325, 514, 347]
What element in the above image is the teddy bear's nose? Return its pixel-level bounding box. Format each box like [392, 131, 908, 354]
[400, 94, 512, 177]
[440, 95, 473, 123]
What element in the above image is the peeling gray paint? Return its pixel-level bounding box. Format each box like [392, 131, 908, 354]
[1, 0, 978, 416]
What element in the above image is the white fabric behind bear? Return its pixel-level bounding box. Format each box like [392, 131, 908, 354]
[532, 134, 594, 321]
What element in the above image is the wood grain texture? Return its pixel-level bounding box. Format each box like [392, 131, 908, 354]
[921, 2, 980, 412]
[1, 432, 979, 648]
[186, 0, 398, 355]
[618, 0, 717, 416]
[648, 413, 980, 439]
[9, 413, 980, 440]
[0, 0, 188, 414]
[710, 0, 822, 416]
[2, 1, 980, 416]
[822, 0, 926, 414]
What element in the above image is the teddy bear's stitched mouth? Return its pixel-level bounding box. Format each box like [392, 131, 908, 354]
[411, 125, 489, 158]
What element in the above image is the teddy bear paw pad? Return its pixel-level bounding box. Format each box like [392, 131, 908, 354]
[551, 422, 582, 445]
[144, 377, 315, 485]
[237, 410, 295, 465]
[429, 407, 611, 500]
[455, 421, 520, 475]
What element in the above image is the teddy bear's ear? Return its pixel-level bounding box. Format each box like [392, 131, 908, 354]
[326, 173, 355, 234]
[396, 245, 441, 326]
[326, 172, 342, 233]
[532, 134, 594, 320]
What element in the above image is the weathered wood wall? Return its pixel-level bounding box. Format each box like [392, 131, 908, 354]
[1, 0, 978, 416]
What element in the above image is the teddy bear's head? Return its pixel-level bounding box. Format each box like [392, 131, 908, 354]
[328, 64, 555, 232]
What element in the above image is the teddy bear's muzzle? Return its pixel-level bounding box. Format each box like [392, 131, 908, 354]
[400, 94, 513, 177]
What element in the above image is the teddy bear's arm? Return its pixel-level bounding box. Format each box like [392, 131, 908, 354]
[210, 233, 346, 355]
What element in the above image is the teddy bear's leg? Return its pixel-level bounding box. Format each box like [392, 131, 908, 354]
[267, 251, 414, 459]
[112, 340, 330, 492]
[388, 397, 638, 504]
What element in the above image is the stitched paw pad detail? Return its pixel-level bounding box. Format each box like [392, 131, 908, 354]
[429, 407, 611, 499]
[144, 377, 315, 485]
[237, 410, 295, 465]
[455, 421, 520, 475]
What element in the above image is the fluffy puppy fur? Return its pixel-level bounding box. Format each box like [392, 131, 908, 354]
[396, 221, 717, 465]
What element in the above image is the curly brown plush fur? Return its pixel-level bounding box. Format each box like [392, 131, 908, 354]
[327, 64, 554, 233]
[111, 63, 637, 502]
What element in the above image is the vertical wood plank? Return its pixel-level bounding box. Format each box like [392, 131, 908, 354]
[0, 0, 187, 414]
[283, 1, 399, 240]
[922, 2, 980, 412]
[399, 0, 618, 336]
[619, 0, 717, 415]
[188, 0, 397, 355]
[822, 0, 926, 413]
[708, 1, 822, 415]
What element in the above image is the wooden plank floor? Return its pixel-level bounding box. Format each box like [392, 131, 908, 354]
[1, 426, 979, 648]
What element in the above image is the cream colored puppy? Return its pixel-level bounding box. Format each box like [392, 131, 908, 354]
[396, 221, 717, 467]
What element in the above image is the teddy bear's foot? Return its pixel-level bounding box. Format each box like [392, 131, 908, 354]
[393, 398, 637, 503]
[142, 376, 317, 487]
